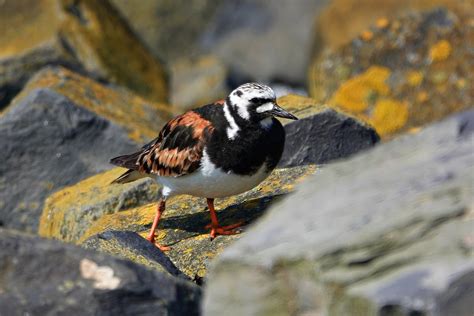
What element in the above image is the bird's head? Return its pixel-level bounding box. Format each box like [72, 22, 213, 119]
[226, 83, 298, 122]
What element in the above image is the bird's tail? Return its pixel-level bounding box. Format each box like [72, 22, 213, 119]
[111, 169, 147, 184]
[110, 152, 144, 184]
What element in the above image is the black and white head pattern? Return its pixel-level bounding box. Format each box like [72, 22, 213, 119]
[224, 83, 277, 139]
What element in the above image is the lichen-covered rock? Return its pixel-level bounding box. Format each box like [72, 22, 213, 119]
[170, 55, 228, 111]
[309, 8, 473, 138]
[314, 0, 471, 51]
[73, 166, 316, 279]
[0, 229, 201, 315]
[0, 0, 169, 109]
[278, 95, 380, 167]
[39, 168, 159, 243]
[0, 67, 171, 232]
[203, 110, 474, 315]
[82, 230, 187, 279]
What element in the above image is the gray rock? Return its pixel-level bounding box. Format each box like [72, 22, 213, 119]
[280, 109, 380, 167]
[0, 88, 137, 232]
[204, 110, 474, 315]
[0, 229, 200, 315]
[200, 0, 329, 85]
[82, 230, 187, 279]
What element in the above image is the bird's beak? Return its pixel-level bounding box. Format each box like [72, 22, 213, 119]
[270, 103, 298, 120]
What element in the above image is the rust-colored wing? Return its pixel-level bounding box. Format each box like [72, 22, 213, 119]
[111, 111, 214, 178]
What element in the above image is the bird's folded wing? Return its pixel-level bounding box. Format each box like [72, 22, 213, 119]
[136, 111, 214, 177]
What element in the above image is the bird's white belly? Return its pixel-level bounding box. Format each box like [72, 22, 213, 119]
[156, 151, 271, 198]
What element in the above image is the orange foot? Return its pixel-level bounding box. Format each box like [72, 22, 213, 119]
[205, 221, 244, 240]
[146, 235, 171, 252]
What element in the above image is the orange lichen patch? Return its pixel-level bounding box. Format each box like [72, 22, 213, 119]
[376, 17, 390, 29]
[369, 98, 409, 136]
[360, 30, 374, 41]
[455, 78, 467, 90]
[329, 66, 391, 113]
[277, 94, 328, 121]
[407, 71, 424, 86]
[416, 91, 429, 103]
[429, 40, 452, 62]
[19, 67, 173, 142]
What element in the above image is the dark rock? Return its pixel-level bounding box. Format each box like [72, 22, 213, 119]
[0, 88, 137, 232]
[82, 230, 187, 279]
[280, 108, 380, 167]
[204, 110, 474, 315]
[0, 229, 200, 315]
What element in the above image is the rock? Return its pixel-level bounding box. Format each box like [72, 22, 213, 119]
[200, 0, 329, 85]
[315, 0, 472, 51]
[42, 166, 315, 279]
[0, 67, 172, 232]
[0, 229, 200, 315]
[39, 168, 160, 243]
[0, 0, 168, 109]
[278, 95, 380, 167]
[203, 110, 474, 315]
[110, 0, 220, 62]
[82, 230, 187, 279]
[170, 55, 228, 111]
[308, 8, 474, 138]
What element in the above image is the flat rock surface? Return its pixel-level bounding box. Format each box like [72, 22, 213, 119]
[309, 8, 474, 138]
[0, 229, 201, 316]
[203, 111, 474, 315]
[77, 166, 316, 279]
[0, 67, 171, 233]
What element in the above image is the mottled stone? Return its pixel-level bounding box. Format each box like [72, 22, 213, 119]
[309, 8, 474, 138]
[203, 110, 474, 315]
[0, 229, 201, 315]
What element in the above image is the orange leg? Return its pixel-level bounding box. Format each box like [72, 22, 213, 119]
[146, 199, 171, 251]
[206, 198, 243, 240]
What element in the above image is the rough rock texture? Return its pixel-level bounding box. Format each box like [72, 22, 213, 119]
[314, 0, 472, 51]
[309, 8, 473, 138]
[46, 166, 315, 279]
[39, 168, 159, 243]
[170, 55, 228, 111]
[203, 110, 474, 315]
[200, 0, 329, 84]
[82, 230, 186, 279]
[278, 95, 380, 167]
[110, 0, 220, 62]
[0, 229, 201, 315]
[0, 67, 171, 233]
[0, 0, 168, 108]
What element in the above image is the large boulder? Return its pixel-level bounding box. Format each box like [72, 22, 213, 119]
[0, 229, 200, 315]
[309, 8, 473, 138]
[203, 110, 474, 315]
[0, 67, 172, 232]
[200, 0, 329, 85]
[0, 0, 168, 109]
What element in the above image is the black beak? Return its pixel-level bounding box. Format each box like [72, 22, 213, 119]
[270, 103, 298, 120]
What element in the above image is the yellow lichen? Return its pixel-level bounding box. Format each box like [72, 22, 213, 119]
[360, 30, 374, 41]
[376, 18, 389, 29]
[369, 98, 409, 136]
[429, 40, 452, 62]
[407, 71, 424, 86]
[330, 66, 391, 113]
[416, 91, 429, 103]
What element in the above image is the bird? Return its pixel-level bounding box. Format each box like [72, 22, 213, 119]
[110, 83, 298, 251]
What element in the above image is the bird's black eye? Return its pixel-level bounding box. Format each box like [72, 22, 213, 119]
[250, 97, 271, 104]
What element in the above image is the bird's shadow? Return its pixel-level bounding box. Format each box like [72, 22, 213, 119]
[154, 193, 287, 243]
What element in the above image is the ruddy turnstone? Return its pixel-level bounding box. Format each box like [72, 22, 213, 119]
[110, 83, 297, 250]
